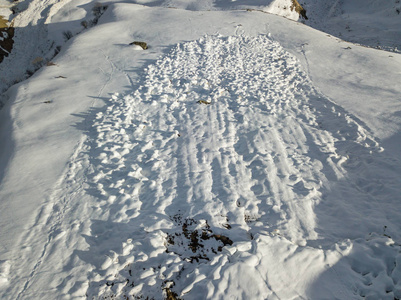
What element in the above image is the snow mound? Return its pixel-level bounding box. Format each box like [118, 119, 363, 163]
[81, 34, 401, 299]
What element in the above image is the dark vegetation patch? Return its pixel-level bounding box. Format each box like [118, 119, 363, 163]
[80, 3, 108, 30]
[0, 17, 14, 63]
[164, 286, 181, 300]
[90, 215, 233, 299]
[291, 0, 308, 20]
[197, 100, 211, 105]
[166, 215, 233, 262]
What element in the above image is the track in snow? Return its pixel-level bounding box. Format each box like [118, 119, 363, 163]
[6, 34, 401, 299]
[81, 35, 401, 299]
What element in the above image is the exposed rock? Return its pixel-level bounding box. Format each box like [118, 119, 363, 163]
[129, 41, 148, 50]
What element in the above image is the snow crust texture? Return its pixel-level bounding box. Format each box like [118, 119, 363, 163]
[79, 35, 401, 299]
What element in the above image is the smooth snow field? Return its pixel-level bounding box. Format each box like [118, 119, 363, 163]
[0, 1, 401, 299]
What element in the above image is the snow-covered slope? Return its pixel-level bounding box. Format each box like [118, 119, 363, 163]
[0, 1, 401, 299]
[304, 0, 401, 52]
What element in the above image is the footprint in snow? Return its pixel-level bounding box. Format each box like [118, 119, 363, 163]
[82, 34, 400, 300]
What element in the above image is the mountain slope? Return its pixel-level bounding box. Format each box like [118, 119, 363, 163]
[303, 0, 401, 52]
[0, 1, 400, 299]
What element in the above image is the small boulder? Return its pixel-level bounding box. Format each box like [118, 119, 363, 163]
[129, 41, 148, 50]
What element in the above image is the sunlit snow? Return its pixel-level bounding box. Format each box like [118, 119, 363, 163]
[1, 1, 401, 299]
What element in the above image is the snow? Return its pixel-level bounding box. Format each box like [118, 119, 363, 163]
[0, 1, 401, 299]
[304, 0, 401, 52]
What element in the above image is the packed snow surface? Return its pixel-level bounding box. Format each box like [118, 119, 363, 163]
[83, 34, 401, 299]
[0, 1, 401, 299]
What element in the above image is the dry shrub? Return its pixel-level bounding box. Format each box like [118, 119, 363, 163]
[291, 0, 308, 20]
[0, 17, 14, 63]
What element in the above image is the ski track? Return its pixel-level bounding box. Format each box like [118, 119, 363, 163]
[7, 34, 401, 299]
